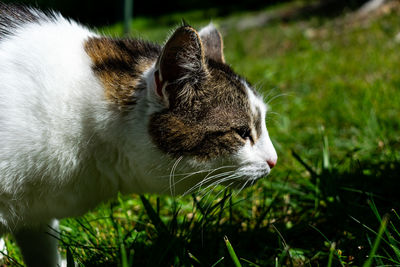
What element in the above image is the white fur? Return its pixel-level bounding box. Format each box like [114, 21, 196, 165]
[0, 237, 6, 260]
[0, 14, 277, 266]
[198, 23, 216, 38]
[234, 81, 278, 181]
[0, 15, 167, 266]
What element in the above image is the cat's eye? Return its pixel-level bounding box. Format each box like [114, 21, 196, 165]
[235, 127, 254, 144]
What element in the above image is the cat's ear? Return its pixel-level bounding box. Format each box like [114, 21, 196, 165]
[155, 26, 208, 99]
[198, 23, 225, 63]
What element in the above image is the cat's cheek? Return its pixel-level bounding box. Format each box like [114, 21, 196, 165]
[235, 141, 262, 166]
[186, 158, 210, 169]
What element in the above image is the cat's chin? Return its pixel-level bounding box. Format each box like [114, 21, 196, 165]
[166, 163, 270, 195]
[237, 165, 271, 179]
[219, 169, 271, 189]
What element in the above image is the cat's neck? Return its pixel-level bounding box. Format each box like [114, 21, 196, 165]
[83, 37, 172, 193]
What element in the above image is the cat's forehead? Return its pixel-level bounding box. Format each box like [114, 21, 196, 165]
[205, 62, 247, 100]
[205, 61, 266, 116]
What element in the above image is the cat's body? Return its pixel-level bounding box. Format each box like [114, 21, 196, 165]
[0, 3, 277, 266]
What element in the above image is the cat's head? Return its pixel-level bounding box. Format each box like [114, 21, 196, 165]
[147, 24, 277, 191]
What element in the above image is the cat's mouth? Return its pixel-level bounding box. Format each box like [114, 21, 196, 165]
[168, 160, 271, 195]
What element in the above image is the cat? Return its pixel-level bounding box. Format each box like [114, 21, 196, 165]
[0, 3, 277, 266]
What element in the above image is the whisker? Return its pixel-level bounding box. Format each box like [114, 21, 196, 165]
[199, 183, 221, 209]
[180, 165, 236, 196]
[221, 185, 235, 212]
[165, 165, 235, 180]
[197, 168, 234, 193]
[161, 167, 232, 194]
[234, 179, 250, 197]
[202, 185, 227, 215]
[182, 170, 236, 197]
[262, 87, 279, 102]
[196, 173, 241, 196]
[159, 167, 220, 178]
[169, 156, 183, 197]
[252, 80, 267, 91]
[266, 93, 291, 106]
[199, 171, 237, 188]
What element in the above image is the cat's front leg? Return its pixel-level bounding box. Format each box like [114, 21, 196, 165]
[14, 219, 63, 267]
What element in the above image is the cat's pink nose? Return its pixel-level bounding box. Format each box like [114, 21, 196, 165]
[267, 159, 277, 169]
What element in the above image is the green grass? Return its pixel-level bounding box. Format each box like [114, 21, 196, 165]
[2, 2, 400, 266]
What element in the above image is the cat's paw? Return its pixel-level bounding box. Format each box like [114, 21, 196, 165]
[59, 257, 77, 267]
[0, 238, 7, 260]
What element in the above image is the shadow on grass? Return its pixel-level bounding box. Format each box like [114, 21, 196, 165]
[284, 155, 400, 265]
[57, 154, 400, 266]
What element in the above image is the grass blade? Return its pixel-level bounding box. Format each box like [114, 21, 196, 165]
[66, 247, 75, 267]
[120, 243, 128, 267]
[363, 215, 389, 267]
[327, 242, 335, 267]
[224, 236, 242, 267]
[140, 195, 168, 234]
[188, 252, 201, 264]
[211, 257, 224, 267]
[291, 150, 318, 183]
[240, 257, 260, 266]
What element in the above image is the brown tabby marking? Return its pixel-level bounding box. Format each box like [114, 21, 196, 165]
[84, 37, 160, 108]
[253, 107, 262, 140]
[156, 26, 209, 88]
[149, 59, 254, 161]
